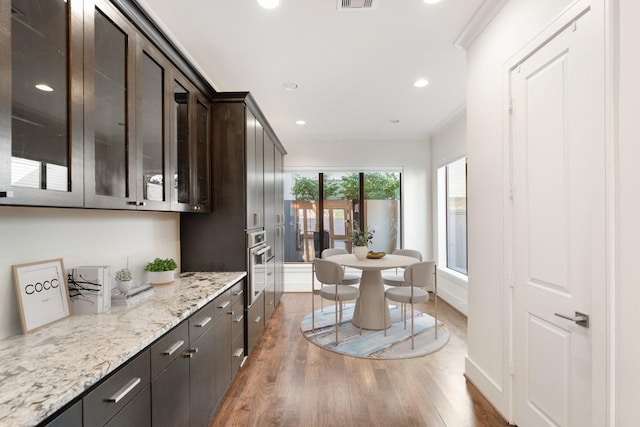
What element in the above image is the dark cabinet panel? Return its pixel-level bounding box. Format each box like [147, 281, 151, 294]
[247, 291, 265, 355]
[151, 352, 190, 427]
[213, 307, 232, 411]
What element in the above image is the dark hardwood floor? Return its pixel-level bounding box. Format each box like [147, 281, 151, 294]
[211, 293, 509, 427]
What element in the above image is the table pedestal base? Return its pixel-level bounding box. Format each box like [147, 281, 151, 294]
[351, 270, 392, 330]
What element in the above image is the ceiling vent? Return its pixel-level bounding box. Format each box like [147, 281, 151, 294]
[337, 0, 378, 11]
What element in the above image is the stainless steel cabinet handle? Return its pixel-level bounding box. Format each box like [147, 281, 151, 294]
[554, 311, 589, 328]
[253, 316, 261, 323]
[195, 317, 211, 328]
[233, 348, 244, 358]
[218, 300, 230, 309]
[233, 289, 244, 297]
[105, 377, 141, 403]
[234, 314, 244, 323]
[162, 340, 185, 356]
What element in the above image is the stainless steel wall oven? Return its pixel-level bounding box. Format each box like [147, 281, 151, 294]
[247, 230, 270, 306]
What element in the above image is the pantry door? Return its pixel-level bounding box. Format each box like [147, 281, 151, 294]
[510, 3, 606, 426]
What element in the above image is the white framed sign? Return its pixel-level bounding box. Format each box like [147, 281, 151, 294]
[13, 258, 72, 333]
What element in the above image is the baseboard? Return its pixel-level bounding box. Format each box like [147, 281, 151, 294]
[437, 286, 468, 316]
[464, 356, 512, 424]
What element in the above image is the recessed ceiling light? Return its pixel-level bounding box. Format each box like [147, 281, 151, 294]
[423, 0, 442, 4]
[283, 82, 298, 90]
[35, 84, 54, 92]
[296, 120, 306, 125]
[258, 0, 279, 9]
[414, 79, 429, 88]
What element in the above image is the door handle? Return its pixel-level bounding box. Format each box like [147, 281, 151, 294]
[554, 311, 589, 328]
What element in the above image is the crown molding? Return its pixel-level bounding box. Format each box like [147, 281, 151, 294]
[454, 0, 508, 51]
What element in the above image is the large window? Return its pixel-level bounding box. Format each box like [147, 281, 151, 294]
[438, 158, 467, 275]
[284, 170, 401, 262]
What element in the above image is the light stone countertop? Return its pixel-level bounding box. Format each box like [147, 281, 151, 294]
[0, 271, 246, 427]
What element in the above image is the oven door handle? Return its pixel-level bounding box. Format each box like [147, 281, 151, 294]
[255, 246, 271, 256]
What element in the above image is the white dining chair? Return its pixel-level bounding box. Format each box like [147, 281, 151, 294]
[312, 258, 361, 344]
[384, 261, 437, 349]
[312, 248, 360, 313]
[382, 248, 423, 287]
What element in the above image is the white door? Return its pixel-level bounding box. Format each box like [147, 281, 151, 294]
[511, 4, 606, 427]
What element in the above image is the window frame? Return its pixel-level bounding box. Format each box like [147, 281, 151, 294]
[437, 157, 468, 279]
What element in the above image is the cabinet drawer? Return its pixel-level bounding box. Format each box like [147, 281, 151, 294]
[104, 384, 150, 427]
[44, 400, 82, 427]
[232, 331, 245, 378]
[230, 279, 245, 306]
[83, 350, 150, 427]
[189, 300, 215, 344]
[213, 289, 231, 321]
[231, 300, 244, 343]
[150, 322, 188, 379]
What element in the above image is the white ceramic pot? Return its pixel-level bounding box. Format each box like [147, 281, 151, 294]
[148, 270, 175, 285]
[117, 279, 133, 293]
[353, 245, 369, 261]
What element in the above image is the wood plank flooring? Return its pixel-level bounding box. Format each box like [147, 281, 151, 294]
[211, 293, 509, 427]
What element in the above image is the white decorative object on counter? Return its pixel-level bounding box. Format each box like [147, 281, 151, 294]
[148, 270, 175, 285]
[115, 268, 133, 293]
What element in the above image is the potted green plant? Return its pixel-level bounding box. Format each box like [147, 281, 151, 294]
[145, 257, 177, 285]
[115, 268, 134, 293]
[350, 222, 374, 260]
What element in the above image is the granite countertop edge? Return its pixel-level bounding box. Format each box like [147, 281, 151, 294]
[0, 271, 246, 427]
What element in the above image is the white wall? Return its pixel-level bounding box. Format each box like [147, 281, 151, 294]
[430, 111, 468, 315]
[0, 206, 180, 339]
[615, 0, 640, 422]
[464, 0, 574, 420]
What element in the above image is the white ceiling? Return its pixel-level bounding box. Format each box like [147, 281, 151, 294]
[137, 0, 484, 147]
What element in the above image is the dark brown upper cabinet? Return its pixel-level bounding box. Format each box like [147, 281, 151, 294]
[0, 0, 211, 212]
[83, 0, 136, 209]
[170, 76, 211, 212]
[0, 0, 84, 207]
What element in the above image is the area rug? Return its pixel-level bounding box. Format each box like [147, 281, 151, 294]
[300, 304, 449, 359]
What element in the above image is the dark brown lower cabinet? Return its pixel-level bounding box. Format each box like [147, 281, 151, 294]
[189, 323, 216, 427]
[212, 310, 232, 410]
[44, 400, 82, 427]
[247, 292, 265, 355]
[38, 279, 246, 427]
[151, 350, 190, 427]
[105, 385, 151, 427]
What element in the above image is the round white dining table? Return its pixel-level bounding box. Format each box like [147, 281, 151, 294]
[327, 253, 419, 330]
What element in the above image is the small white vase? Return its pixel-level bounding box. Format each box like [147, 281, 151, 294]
[148, 270, 175, 285]
[117, 279, 133, 293]
[353, 245, 369, 260]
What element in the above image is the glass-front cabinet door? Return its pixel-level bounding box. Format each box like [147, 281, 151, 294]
[0, 0, 84, 206]
[135, 41, 171, 210]
[193, 96, 211, 210]
[84, 0, 135, 209]
[170, 76, 210, 212]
